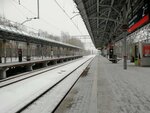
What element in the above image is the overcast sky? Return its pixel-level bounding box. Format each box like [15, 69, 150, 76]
[0, 0, 96, 50]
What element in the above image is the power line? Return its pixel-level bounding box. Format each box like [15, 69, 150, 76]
[54, 0, 83, 35]
[11, 0, 61, 32]
[11, 0, 83, 35]
[10, 0, 28, 19]
[12, 0, 36, 16]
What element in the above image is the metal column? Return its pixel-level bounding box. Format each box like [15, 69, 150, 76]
[51, 46, 53, 58]
[121, 23, 128, 70]
[0, 41, 2, 63]
[41, 44, 44, 59]
[3, 40, 7, 63]
[27, 42, 31, 61]
[123, 35, 127, 69]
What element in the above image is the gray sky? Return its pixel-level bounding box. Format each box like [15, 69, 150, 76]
[0, 0, 96, 50]
[0, 0, 89, 36]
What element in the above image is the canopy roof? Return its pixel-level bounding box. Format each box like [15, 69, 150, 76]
[74, 0, 145, 49]
[0, 24, 81, 50]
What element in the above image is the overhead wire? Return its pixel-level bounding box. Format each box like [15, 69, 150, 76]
[54, 0, 83, 35]
[9, 0, 27, 19]
[10, 0, 83, 35]
[11, 0, 62, 32]
[12, 0, 36, 16]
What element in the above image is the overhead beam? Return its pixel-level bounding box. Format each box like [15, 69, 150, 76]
[97, 0, 100, 37]
[99, 4, 122, 18]
[89, 8, 110, 19]
[89, 16, 122, 24]
[102, 0, 115, 39]
[85, 3, 97, 12]
[93, 30, 116, 35]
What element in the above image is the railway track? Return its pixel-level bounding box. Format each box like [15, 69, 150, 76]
[0, 57, 82, 88]
[0, 56, 94, 113]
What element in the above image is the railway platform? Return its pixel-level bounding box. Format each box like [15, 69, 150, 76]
[0, 55, 82, 79]
[55, 55, 150, 113]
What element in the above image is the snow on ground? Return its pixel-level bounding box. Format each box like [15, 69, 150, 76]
[54, 56, 98, 113]
[97, 55, 150, 113]
[0, 58, 80, 86]
[1, 55, 150, 113]
[21, 57, 93, 113]
[0, 56, 93, 113]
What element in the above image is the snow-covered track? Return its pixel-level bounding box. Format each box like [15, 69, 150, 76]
[0, 58, 81, 88]
[0, 56, 95, 113]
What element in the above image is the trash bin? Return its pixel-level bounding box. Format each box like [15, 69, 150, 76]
[134, 58, 138, 66]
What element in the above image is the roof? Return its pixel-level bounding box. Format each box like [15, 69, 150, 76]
[0, 24, 81, 50]
[74, 0, 145, 49]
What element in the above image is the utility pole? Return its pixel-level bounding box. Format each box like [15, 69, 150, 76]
[37, 0, 40, 19]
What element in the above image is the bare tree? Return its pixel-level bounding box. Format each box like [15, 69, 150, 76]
[61, 31, 70, 43]
[66, 37, 84, 49]
[60, 32, 84, 48]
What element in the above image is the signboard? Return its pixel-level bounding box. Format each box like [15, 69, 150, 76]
[128, 1, 150, 33]
[143, 44, 150, 57]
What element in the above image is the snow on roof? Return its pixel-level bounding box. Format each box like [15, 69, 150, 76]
[0, 24, 82, 49]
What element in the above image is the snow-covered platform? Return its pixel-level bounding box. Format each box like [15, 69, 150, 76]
[0, 56, 82, 79]
[55, 55, 150, 113]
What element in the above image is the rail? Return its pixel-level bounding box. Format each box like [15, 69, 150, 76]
[0, 56, 95, 113]
[0, 57, 81, 88]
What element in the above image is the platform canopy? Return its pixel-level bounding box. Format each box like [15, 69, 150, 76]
[0, 25, 81, 50]
[74, 0, 147, 49]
